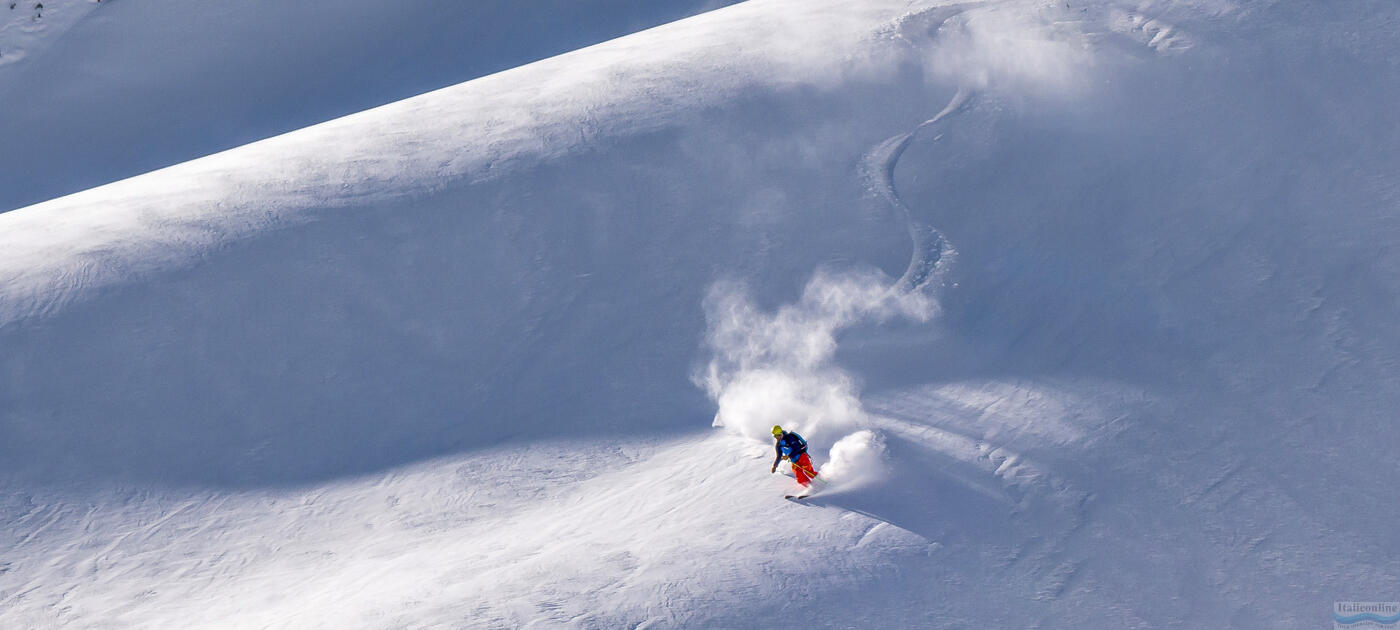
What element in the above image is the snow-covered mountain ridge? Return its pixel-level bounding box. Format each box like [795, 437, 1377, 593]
[0, 0, 741, 212]
[2, 0, 1398, 627]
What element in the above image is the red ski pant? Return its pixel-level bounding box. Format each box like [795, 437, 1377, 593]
[791, 453, 818, 486]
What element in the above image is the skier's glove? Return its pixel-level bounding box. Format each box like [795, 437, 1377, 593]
[770, 465, 776, 474]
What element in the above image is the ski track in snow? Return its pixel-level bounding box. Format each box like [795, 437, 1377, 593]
[863, 3, 976, 294]
[862, 85, 969, 293]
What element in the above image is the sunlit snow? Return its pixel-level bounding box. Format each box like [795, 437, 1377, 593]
[2, 0, 1398, 627]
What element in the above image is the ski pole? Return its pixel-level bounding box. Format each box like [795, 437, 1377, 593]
[771, 453, 831, 485]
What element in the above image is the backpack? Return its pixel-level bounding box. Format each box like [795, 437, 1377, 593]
[781, 432, 808, 459]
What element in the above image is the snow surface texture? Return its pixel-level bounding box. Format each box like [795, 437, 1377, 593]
[0, 0, 741, 212]
[3, 0, 1400, 627]
[0, 0, 97, 72]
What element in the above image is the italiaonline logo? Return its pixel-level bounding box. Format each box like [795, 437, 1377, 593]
[1336, 602, 1400, 628]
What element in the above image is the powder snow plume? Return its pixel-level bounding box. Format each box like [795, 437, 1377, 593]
[820, 430, 888, 487]
[696, 268, 931, 459]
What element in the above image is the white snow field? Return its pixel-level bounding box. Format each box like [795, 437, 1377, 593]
[3, 0, 1400, 627]
[0, 0, 739, 212]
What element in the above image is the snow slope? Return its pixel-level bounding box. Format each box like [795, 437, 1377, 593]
[3, 0, 1400, 627]
[0, 0, 99, 72]
[0, 0, 739, 212]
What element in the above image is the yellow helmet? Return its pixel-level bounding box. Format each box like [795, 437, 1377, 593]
[771, 425, 784, 437]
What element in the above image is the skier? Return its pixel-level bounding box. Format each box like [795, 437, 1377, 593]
[769, 425, 819, 488]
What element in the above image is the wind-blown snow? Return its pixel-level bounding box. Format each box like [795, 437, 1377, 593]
[2, 0, 1399, 627]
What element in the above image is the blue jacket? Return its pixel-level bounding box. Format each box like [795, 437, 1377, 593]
[772, 432, 808, 468]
